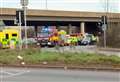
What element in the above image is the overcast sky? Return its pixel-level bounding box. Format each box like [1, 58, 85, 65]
[0, 0, 120, 12]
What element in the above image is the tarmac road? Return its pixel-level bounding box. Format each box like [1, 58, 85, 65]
[1, 67, 120, 82]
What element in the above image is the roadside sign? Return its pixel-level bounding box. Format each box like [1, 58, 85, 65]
[102, 24, 107, 31]
[20, 0, 28, 6]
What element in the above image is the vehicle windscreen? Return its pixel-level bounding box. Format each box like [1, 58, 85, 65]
[38, 32, 49, 37]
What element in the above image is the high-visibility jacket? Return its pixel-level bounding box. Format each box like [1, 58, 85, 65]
[70, 37, 78, 43]
[92, 35, 96, 41]
[50, 36, 59, 42]
[2, 39, 8, 45]
[2, 39, 9, 48]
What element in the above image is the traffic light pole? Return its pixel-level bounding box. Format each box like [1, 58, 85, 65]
[103, 24, 107, 48]
[23, 6, 28, 49]
[103, 0, 108, 48]
[20, 0, 28, 49]
[101, 16, 107, 48]
[19, 11, 22, 50]
[103, 16, 107, 48]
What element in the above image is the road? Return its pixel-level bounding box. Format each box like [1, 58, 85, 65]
[1, 67, 120, 82]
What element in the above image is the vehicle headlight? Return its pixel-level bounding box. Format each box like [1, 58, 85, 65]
[37, 43, 40, 45]
[48, 42, 51, 45]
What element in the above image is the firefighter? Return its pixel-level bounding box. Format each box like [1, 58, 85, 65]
[49, 32, 59, 46]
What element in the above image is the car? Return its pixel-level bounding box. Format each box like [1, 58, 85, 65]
[80, 36, 91, 45]
[80, 33, 93, 45]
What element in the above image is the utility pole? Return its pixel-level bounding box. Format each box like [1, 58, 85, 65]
[20, 0, 29, 48]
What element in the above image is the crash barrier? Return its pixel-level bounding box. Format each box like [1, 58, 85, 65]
[98, 47, 120, 52]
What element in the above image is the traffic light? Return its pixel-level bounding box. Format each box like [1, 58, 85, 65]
[16, 10, 25, 25]
[97, 22, 102, 27]
[101, 16, 107, 24]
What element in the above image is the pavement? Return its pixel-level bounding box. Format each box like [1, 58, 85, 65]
[1, 67, 120, 82]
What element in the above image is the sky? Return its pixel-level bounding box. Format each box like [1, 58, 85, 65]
[0, 0, 120, 13]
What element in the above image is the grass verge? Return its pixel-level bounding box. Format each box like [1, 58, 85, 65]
[0, 48, 120, 67]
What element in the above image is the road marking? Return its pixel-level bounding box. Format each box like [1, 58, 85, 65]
[4, 70, 30, 78]
[1, 71, 14, 75]
[1, 68, 30, 79]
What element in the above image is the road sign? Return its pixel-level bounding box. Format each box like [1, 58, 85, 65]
[102, 24, 107, 31]
[20, 0, 28, 6]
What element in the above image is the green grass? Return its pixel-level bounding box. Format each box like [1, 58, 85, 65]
[0, 48, 120, 66]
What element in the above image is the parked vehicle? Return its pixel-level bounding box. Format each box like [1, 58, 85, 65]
[0, 28, 19, 48]
[80, 33, 98, 45]
[80, 36, 91, 45]
[36, 26, 58, 47]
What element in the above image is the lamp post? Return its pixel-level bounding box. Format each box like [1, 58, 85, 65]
[20, 0, 28, 48]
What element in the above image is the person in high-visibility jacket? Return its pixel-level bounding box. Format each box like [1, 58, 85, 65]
[91, 35, 99, 44]
[58, 30, 67, 46]
[91, 35, 96, 41]
[2, 38, 9, 48]
[69, 36, 78, 46]
[10, 38, 18, 49]
[49, 32, 60, 46]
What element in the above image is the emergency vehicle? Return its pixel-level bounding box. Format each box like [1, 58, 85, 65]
[0, 27, 19, 48]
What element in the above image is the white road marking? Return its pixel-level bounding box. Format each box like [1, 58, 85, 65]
[4, 70, 30, 78]
[1, 71, 14, 75]
[0, 67, 30, 79]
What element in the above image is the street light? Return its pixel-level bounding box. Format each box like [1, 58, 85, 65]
[20, 0, 29, 48]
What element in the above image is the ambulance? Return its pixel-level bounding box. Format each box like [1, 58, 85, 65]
[0, 27, 19, 48]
